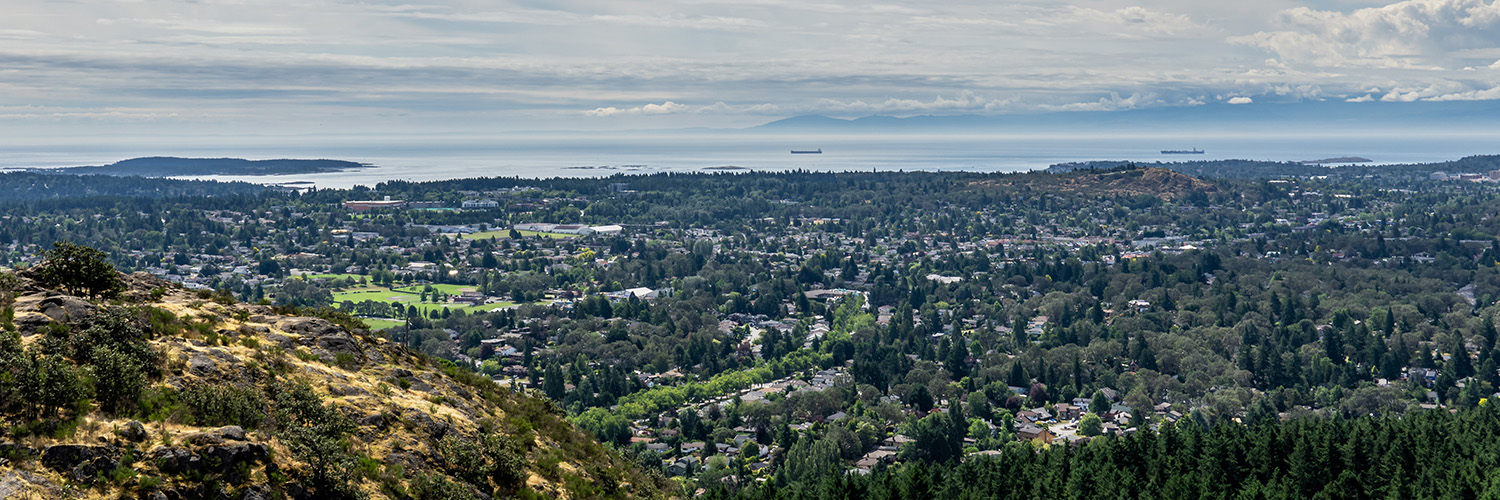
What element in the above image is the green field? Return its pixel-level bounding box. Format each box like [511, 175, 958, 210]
[296, 273, 369, 281]
[394, 283, 472, 295]
[358, 318, 404, 330]
[462, 229, 580, 240]
[331, 284, 521, 316]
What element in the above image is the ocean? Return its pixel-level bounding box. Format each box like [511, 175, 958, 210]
[0, 131, 1496, 189]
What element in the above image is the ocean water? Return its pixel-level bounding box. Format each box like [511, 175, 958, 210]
[0, 132, 1496, 189]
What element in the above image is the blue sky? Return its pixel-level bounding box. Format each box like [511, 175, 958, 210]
[3, 0, 1500, 138]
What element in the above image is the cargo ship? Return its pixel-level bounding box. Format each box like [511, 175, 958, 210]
[1161, 148, 1204, 154]
[791, 149, 822, 154]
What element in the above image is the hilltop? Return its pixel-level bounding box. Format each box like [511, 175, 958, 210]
[967, 166, 1217, 200]
[0, 252, 667, 499]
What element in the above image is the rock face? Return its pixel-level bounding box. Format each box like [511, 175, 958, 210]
[188, 353, 220, 377]
[276, 317, 369, 366]
[41, 444, 117, 484]
[275, 317, 343, 337]
[0, 469, 58, 498]
[201, 443, 269, 473]
[33, 295, 99, 322]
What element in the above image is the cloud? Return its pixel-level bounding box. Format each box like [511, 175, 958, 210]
[1425, 85, 1500, 100]
[814, 91, 1013, 114]
[1227, 96, 1253, 104]
[1062, 6, 1205, 37]
[585, 101, 690, 117]
[1347, 94, 1376, 102]
[589, 14, 767, 30]
[1042, 92, 1164, 112]
[1230, 0, 1500, 68]
[585, 101, 782, 117]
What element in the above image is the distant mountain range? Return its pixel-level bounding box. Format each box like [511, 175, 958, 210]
[47, 157, 368, 177]
[749, 100, 1500, 133]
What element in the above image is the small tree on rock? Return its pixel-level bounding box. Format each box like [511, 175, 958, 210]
[34, 242, 124, 299]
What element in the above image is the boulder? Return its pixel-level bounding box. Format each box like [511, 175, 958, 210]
[359, 413, 389, 429]
[183, 432, 225, 446]
[312, 335, 364, 357]
[41, 444, 99, 472]
[188, 354, 219, 377]
[276, 317, 343, 337]
[118, 421, 149, 442]
[263, 332, 295, 349]
[12, 312, 56, 336]
[42, 444, 115, 484]
[13, 293, 97, 323]
[37, 295, 98, 322]
[216, 425, 247, 441]
[201, 443, 268, 472]
[150, 446, 202, 475]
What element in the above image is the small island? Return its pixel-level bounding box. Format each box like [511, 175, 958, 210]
[47, 157, 369, 177]
[1301, 157, 1373, 165]
[703, 165, 749, 171]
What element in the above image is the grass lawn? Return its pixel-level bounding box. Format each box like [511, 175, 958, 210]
[295, 273, 369, 281]
[462, 229, 580, 240]
[332, 284, 521, 315]
[393, 283, 474, 295]
[359, 318, 404, 330]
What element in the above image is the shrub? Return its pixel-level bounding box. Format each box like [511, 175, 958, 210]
[410, 473, 480, 500]
[271, 381, 360, 499]
[334, 352, 358, 371]
[436, 434, 528, 490]
[136, 386, 181, 422]
[180, 384, 267, 428]
[15, 349, 90, 420]
[91, 346, 148, 415]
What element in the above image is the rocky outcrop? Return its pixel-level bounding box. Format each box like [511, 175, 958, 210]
[0, 469, 58, 498]
[41, 444, 118, 484]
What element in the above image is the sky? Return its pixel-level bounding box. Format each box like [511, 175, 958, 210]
[3, 0, 1500, 140]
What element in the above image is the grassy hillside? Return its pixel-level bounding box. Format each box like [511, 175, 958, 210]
[0, 269, 669, 499]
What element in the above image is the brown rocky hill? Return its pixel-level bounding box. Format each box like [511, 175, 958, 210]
[968, 167, 1218, 200]
[0, 270, 670, 500]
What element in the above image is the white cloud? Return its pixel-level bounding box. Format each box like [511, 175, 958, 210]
[814, 92, 1013, 114]
[1062, 6, 1205, 37]
[585, 101, 691, 117]
[1227, 96, 1253, 104]
[1043, 92, 1158, 112]
[1426, 85, 1500, 100]
[8, 0, 1500, 136]
[1231, 0, 1500, 68]
[1347, 94, 1376, 102]
[585, 101, 782, 117]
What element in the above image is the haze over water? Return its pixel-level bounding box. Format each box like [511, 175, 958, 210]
[3, 131, 1497, 189]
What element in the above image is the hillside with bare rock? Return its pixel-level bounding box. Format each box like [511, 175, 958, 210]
[0, 253, 669, 500]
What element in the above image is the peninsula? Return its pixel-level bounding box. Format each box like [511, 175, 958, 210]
[47, 156, 368, 177]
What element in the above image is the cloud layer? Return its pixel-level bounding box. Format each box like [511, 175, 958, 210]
[0, 0, 1497, 136]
